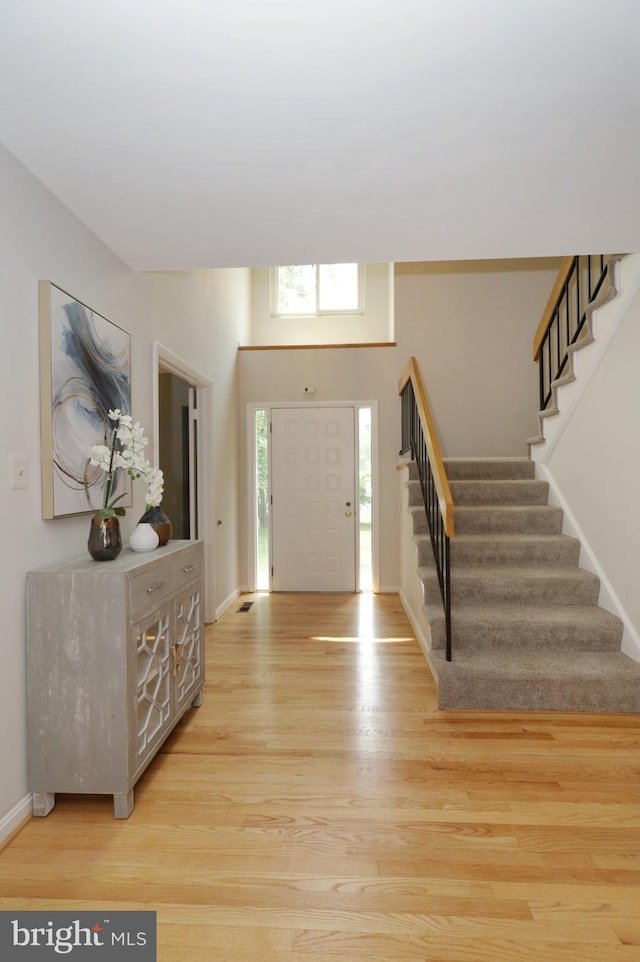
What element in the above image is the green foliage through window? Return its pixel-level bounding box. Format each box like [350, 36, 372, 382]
[276, 264, 360, 315]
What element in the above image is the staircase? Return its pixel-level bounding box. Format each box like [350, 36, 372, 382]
[407, 458, 640, 712]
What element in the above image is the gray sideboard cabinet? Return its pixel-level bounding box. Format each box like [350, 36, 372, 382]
[26, 540, 204, 818]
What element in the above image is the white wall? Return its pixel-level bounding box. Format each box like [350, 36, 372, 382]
[394, 258, 561, 456]
[248, 264, 393, 345]
[545, 269, 640, 656]
[0, 144, 248, 838]
[139, 269, 250, 610]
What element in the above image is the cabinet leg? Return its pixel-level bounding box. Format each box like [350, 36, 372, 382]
[113, 790, 134, 819]
[32, 792, 56, 817]
[191, 689, 203, 708]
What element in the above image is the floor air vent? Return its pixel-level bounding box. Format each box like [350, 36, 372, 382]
[236, 601, 254, 613]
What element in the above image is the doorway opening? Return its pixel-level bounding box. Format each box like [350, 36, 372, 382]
[153, 342, 214, 623]
[358, 407, 373, 592]
[250, 402, 376, 593]
[158, 373, 197, 539]
[255, 407, 270, 590]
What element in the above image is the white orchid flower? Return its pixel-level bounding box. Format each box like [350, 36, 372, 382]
[87, 410, 163, 520]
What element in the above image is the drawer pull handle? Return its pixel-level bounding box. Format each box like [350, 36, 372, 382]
[182, 564, 196, 573]
[145, 581, 165, 594]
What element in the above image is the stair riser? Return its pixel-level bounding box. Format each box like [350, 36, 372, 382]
[437, 676, 640, 713]
[448, 480, 550, 506]
[416, 538, 580, 567]
[410, 508, 429, 535]
[453, 542, 579, 566]
[408, 479, 550, 507]
[443, 459, 536, 481]
[407, 482, 427, 507]
[421, 572, 600, 607]
[427, 620, 622, 653]
[411, 506, 565, 536]
[455, 507, 564, 535]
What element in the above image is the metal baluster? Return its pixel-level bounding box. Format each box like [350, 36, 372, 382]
[575, 256, 581, 344]
[400, 376, 453, 660]
[444, 535, 451, 662]
[566, 273, 573, 356]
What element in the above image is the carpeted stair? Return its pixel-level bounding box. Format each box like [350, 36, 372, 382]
[407, 458, 640, 712]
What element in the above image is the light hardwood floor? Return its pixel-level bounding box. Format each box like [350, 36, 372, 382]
[2, 591, 640, 961]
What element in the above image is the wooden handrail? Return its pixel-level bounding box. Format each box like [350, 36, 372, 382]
[532, 255, 575, 361]
[398, 356, 454, 537]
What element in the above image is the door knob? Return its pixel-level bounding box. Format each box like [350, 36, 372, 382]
[345, 510, 352, 518]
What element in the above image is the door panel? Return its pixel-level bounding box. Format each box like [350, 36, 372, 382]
[271, 407, 356, 591]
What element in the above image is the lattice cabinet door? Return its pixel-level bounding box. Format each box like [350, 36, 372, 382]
[134, 603, 173, 768]
[173, 583, 203, 715]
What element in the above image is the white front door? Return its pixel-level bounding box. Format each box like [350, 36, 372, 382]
[271, 406, 356, 592]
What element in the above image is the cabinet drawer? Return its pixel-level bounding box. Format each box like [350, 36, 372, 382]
[129, 560, 174, 622]
[172, 545, 203, 590]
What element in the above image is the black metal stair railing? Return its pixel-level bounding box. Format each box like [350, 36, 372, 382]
[399, 358, 453, 661]
[533, 254, 610, 411]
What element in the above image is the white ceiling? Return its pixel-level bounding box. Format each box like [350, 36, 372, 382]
[1, 0, 639, 271]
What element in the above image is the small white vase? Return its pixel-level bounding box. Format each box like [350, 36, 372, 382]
[129, 523, 159, 553]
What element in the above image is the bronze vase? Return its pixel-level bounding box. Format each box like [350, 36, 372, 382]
[139, 505, 172, 546]
[88, 513, 122, 561]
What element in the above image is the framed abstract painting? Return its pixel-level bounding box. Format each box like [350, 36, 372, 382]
[39, 281, 132, 519]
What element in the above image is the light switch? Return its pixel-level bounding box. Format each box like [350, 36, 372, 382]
[10, 454, 28, 490]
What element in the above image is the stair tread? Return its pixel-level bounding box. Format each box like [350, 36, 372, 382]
[420, 564, 599, 582]
[425, 603, 622, 627]
[456, 504, 561, 513]
[410, 505, 561, 514]
[450, 533, 576, 543]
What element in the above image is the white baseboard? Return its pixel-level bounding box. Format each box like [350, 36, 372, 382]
[378, 585, 400, 594]
[0, 794, 32, 847]
[214, 587, 243, 621]
[399, 590, 431, 661]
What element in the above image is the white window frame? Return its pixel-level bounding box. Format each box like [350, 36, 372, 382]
[270, 264, 364, 317]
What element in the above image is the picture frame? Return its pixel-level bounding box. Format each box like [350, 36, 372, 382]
[39, 281, 132, 519]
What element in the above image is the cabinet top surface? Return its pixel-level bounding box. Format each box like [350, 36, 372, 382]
[28, 540, 202, 575]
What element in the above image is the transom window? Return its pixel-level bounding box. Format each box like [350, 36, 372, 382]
[272, 264, 362, 316]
